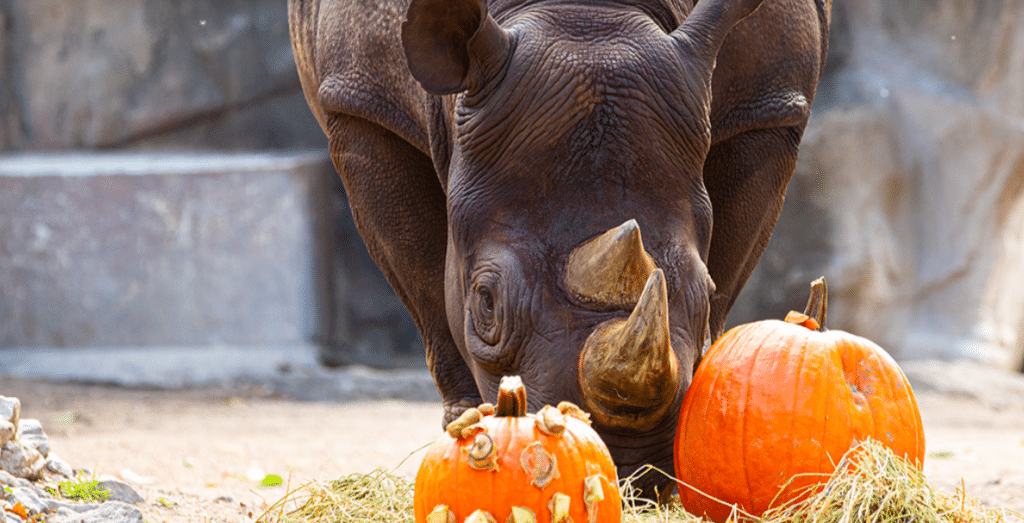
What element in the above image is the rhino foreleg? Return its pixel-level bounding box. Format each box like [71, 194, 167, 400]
[703, 126, 803, 345]
[325, 114, 483, 425]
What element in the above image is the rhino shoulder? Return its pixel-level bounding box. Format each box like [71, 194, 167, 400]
[289, 0, 433, 154]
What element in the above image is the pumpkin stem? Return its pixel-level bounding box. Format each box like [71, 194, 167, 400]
[802, 277, 828, 329]
[495, 375, 528, 417]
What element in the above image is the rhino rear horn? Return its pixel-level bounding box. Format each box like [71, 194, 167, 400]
[402, 0, 512, 95]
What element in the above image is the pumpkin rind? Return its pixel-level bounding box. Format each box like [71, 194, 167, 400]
[414, 376, 621, 523]
[674, 280, 925, 523]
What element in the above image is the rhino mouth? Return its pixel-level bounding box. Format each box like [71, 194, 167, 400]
[598, 418, 680, 501]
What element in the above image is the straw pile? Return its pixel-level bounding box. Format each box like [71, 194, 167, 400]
[259, 439, 1019, 523]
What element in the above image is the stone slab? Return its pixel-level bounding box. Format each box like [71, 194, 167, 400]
[0, 345, 317, 388]
[0, 152, 333, 350]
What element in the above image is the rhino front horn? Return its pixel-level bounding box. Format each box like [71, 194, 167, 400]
[578, 268, 679, 432]
[565, 219, 658, 309]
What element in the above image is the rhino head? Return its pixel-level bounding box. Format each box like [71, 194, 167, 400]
[401, 0, 765, 492]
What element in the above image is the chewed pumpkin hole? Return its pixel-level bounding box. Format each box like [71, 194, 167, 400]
[465, 433, 499, 471]
[520, 441, 559, 488]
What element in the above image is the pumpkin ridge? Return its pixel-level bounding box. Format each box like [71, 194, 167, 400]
[903, 365, 925, 465]
[872, 345, 905, 452]
[842, 339, 877, 444]
[874, 344, 925, 464]
[814, 334, 833, 487]
[876, 348, 903, 447]
[823, 334, 852, 476]
[453, 433, 465, 521]
[492, 422, 504, 517]
[517, 421, 541, 518]
[862, 345, 880, 445]
[707, 327, 756, 505]
[692, 329, 732, 508]
[736, 324, 782, 513]
[563, 431, 585, 519]
[740, 323, 775, 509]
[786, 325, 811, 505]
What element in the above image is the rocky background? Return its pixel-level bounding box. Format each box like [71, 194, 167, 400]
[1, 0, 1022, 371]
[0, 0, 424, 369]
[733, 0, 1024, 372]
[0, 0, 323, 151]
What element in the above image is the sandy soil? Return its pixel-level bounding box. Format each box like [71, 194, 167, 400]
[2, 371, 1023, 523]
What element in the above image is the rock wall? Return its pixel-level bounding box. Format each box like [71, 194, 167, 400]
[2, 0, 1021, 371]
[733, 0, 1024, 371]
[0, 0, 325, 151]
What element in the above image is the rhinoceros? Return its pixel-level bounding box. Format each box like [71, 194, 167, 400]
[289, 0, 830, 493]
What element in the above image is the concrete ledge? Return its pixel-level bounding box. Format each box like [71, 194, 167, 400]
[0, 345, 439, 402]
[0, 344, 320, 387]
[0, 151, 334, 350]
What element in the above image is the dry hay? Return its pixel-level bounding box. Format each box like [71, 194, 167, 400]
[258, 468, 415, 523]
[259, 439, 1019, 523]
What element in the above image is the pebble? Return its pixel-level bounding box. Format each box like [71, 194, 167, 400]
[16, 419, 48, 459]
[49, 501, 144, 523]
[0, 422, 14, 448]
[6, 486, 48, 516]
[97, 477, 145, 504]
[0, 397, 19, 429]
[0, 470, 31, 489]
[45, 453, 75, 479]
[0, 441, 45, 480]
[42, 499, 100, 514]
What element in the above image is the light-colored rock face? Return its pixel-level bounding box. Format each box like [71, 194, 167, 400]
[734, 0, 1024, 371]
[0, 441, 45, 481]
[0, 397, 19, 430]
[0, 0, 324, 151]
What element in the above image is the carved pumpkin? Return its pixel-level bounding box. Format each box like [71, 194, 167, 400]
[674, 278, 925, 523]
[414, 376, 621, 523]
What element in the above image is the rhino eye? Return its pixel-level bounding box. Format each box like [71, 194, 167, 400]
[480, 288, 495, 313]
[472, 284, 501, 345]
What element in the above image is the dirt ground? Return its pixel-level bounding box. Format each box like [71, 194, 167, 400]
[2, 366, 1023, 523]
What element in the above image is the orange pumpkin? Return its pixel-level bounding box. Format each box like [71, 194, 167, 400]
[414, 376, 621, 523]
[674, 278, 925, 522]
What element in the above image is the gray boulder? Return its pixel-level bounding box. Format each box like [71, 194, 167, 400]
[0, 469, 30, 489]
[45, 453, 75, 480]
[0, 422, 14, 448]
[16, 419, 48, 459]
[96, 477, 144, 505]
[4, 486, 47, 516]
[0, 441, 45, 481]
[0, 397, 19, 432]
[49, 501, 144, 523]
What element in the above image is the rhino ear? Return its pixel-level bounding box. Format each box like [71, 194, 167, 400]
[402, 0, 511, 95]
[671, 0, 765, 71]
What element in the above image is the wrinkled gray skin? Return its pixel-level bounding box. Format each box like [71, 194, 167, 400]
[289, 0, 830, 494]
